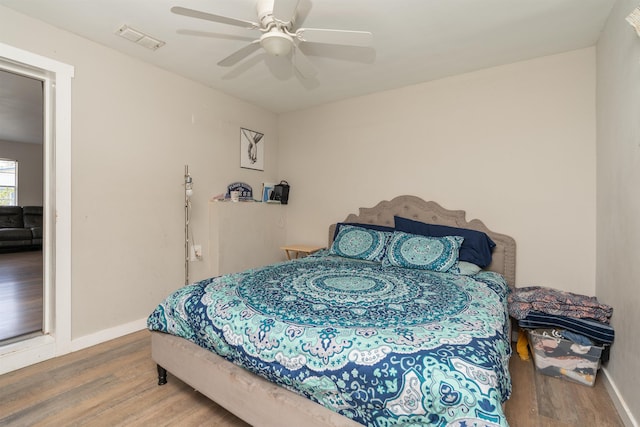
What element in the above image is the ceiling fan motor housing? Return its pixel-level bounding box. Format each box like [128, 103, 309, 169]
[256, 0, 295, 29]
[257, 0, 276, 27]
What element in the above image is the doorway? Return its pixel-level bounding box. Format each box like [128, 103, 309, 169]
[0, 70, 44, 344]
[0, 42, 73, 374]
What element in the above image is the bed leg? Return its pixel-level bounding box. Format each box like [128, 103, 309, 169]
[157, 364, 167, 385]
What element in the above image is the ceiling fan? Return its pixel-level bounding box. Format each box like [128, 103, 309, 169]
[171, 0, 373, 78]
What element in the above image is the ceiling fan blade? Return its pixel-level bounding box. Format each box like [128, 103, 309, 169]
[176, 29, 255, 42]
[217, 40, 262, 67]
[171, 6, 259, 30]
[292, 47, 317, 79]
[273, 0, 300, 24]
[295, 28, 373, 47]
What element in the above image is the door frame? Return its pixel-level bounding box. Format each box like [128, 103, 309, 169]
[0, 42, 73, 374]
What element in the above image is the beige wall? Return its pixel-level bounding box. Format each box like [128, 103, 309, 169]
[0, 6, 279, 339]
[279, 48, 597, 295]
[0, 139, 43, 205]
[597, 0, 640, 423]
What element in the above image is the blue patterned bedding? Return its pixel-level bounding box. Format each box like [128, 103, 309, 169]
[148, 252, 512, 426]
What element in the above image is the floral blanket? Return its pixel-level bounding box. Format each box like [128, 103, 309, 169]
[508, 286, 613, 324]
[148, 254, 512, 426]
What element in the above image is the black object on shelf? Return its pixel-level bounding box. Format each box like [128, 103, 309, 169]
[270, 180, 290, 204]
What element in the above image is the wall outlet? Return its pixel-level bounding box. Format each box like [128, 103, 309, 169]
[194, 244, 202, 260]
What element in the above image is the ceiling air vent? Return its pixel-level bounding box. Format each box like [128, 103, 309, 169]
[116, 25, 165, 50]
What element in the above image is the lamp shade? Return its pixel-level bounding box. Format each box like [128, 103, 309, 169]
[260, 31, 293, 56]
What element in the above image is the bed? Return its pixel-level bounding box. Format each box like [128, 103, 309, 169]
[148, 195, 516, 427]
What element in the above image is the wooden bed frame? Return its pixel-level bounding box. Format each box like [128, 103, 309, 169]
[151, 195, 516, 427]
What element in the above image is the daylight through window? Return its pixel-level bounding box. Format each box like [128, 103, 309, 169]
[0, 159, 18, 206]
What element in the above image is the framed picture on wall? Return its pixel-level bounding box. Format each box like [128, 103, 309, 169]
[240, 128, 264, 171]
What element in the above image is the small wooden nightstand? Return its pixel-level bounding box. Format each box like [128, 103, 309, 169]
[281, 244, 325, 260]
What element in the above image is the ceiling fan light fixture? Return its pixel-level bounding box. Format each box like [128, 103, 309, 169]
[260, 31, 293, 56]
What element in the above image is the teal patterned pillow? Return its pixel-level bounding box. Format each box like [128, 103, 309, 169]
[448, 261, 482, 275]
[384, 231, 463, 272]
[329, 225, 391, 262]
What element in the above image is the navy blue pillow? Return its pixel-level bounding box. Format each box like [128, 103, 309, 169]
[394, 216, 496, 268]
[333, 222, 394, 240]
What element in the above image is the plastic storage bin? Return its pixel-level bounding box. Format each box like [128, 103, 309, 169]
[528, 328, 603, 386]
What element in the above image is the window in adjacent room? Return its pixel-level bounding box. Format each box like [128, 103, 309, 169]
[0, 159, 18, 206]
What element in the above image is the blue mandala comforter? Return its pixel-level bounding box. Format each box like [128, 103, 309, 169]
[147, 253, 512, 426]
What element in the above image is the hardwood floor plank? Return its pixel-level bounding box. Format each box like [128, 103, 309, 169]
[0, 330, 626, 426]
[1, 376, 116, 426]
[504, 350, 539, 426]
[41, 345, 158, 426]
[0, 339, 149, 417]
[0, 249, 43, 342]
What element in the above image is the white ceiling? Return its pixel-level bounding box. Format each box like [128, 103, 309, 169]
[0, 70, 43, 145]
[0, 0, 615, 143]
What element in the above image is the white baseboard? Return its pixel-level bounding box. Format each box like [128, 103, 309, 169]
[602, 367, 639, 427]
[70, 318, 147, 352]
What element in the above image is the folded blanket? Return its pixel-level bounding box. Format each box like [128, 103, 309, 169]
[517, 311, 614, 345]
[508, 286, 613, 324]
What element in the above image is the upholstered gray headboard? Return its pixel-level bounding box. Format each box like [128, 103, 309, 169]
[328, 195, 516, 287]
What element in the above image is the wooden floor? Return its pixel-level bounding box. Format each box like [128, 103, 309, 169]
[0, 249, 43, 343]
[0, 330, 625, 427]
